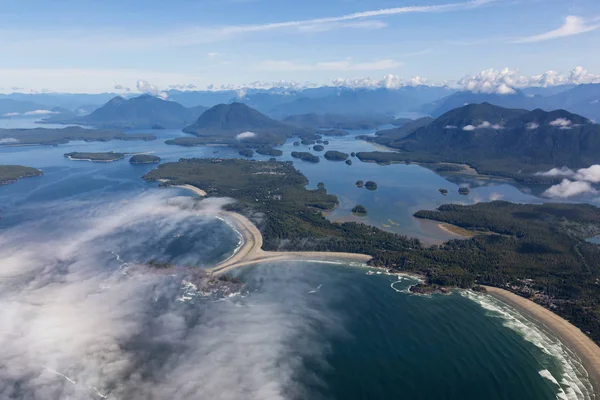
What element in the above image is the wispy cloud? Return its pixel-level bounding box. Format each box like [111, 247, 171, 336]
[260, 59, 403, 72]
[513, 16, 600, 43]
[1, 0, 495, 51]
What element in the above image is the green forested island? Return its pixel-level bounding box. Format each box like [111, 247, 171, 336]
[365, 181, 378, 191]
[144, 158, 600, 344]
[0, 126, 156, 146]
[255, 148, 283, 157]
[64, 152, 125, 162]
[291, 151, 320, 163]
[324, 150, 349, 161]
[129, 154, 161, 164]
[352, 205, 368, 215]
[0, 165, 43, 185]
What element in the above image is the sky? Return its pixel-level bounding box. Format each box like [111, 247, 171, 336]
[1, 0, 600, 93]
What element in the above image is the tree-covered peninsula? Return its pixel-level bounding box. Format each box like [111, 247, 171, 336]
[0, 126, 156, 147]
[64, 152, 125, 162]
[0, 165, 43, 185]
[144, 158, 600, 344]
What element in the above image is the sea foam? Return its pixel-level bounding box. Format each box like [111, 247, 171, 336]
[463, 291, 594, 400]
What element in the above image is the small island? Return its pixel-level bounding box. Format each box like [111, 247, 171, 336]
[313, 145, 325, 152]
[345, 160, 352, 166]
[293, 141, 301, 146]
[238, 148, 254, 158]
[365, 181, 378, 191]
[351, 152, 356, 157]
[439, 188, 448, 196]
[324, 150, 349, 161]
[256, 148, 283, 157]
[291, 151, 320, 163]
[301, 139, 315, 146]
[129, 154, 161, 164]
[352, 205, 368, 215]
[356, 180, 364, 188]
[458, 187, 470, 195]
[64, 152, 125, 162]
[0, 165, 43, 185]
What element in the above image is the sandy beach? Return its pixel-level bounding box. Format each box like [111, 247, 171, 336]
[173, 184, 372, 275]
[174, 183, 600, 393]
[485, 286, 600, 392]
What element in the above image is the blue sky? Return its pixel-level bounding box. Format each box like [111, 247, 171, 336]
[1, 0, 599, 93]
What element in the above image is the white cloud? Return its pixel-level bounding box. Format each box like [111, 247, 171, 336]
[457, 68, 524, 94]
[444, 125, 458, 129]
[0, 138, 19, 144]
[536, 167, 575, 177]
[514, 16, 600, 43]
[168, 83, 198, 91]
[543, 179, 597, 198]
[526, 122, 539, 130]
[136, 80, 168, 99]
[0, 0, 495, 54]
[236, 131, 256, 140]
[573, 165, 600, 183]
[462, 121, 503, 131]
[114, 83, 131, 92]
[260, 59, 402, 72]
[23, 109, 59, 116]
[549, 118, 572, 129]
[297, 20, 388, 32]
[2, 112, 20, 117]
[206, 52, 220, 60]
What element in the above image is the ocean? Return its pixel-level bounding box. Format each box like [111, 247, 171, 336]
[0, 117, 594, 399]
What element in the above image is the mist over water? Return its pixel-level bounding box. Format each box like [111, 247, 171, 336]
[0, 118, 594, 399]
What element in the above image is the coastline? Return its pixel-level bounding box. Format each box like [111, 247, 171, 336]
[171, 183, 372, 275]
[485, 286, 600, 393]
[169, 181, 600, 393]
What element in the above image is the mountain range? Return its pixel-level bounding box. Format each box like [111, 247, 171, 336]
[425, 84, 600, 121]
[359, 103, 600, 180]
[42, 95, 207, 129]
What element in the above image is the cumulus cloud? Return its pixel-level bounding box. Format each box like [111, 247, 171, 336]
[0, 138, 19, 144]
[236, 131, 257, 140]
[573, 165, 600, 183]
[136, 80, 168, 99]
[114, 83, 131, 92]
[549, 118, 573, 129]
[462, 121, 503, 131]
[23, 109, 59, 116]
[444, 125, 458, 129]
[0, 192, 342, 399]
[536, 166, 575, 178]
[543, 179, 597, 198]
[168, 83, 198, 91]
[457, 68, 524, 94]
[526, 122, 539, 130]
[514, 16, 600, 43]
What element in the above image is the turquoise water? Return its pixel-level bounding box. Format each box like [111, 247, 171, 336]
[0, 117, 595, 399]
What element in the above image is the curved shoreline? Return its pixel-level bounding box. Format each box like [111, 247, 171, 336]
[172, 183, 600, 394]
[485, 286, 600, 394]
[171, 183, 372, 275]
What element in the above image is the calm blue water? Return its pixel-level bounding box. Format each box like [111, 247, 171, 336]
[0, 117, 594, 399]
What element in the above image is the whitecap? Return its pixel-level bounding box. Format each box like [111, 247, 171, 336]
[464, 291, 594, 400]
